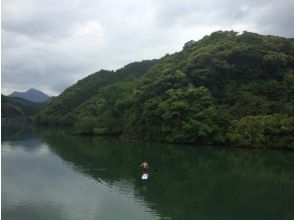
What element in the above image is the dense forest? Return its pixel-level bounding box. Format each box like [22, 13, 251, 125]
[35, 31, 294, 148]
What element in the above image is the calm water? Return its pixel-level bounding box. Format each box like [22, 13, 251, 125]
[2, 128, 294, 220]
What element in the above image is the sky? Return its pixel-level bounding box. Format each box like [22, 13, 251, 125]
[2, 0, 294, 96]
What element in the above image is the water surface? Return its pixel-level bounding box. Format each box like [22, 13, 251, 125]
[2, 129, 294, 219]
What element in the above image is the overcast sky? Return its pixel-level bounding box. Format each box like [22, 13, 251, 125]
[2, 0, 294, 96]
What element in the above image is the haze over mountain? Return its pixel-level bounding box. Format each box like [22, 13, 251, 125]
[9, 88, 50, 103]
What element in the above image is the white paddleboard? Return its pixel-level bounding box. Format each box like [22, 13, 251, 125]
[141, 173, 148, 180]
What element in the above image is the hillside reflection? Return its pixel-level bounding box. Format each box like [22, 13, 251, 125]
[35, 130, 294, 220]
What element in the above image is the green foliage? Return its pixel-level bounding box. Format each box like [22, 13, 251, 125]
[34, 60, 158, 126]
[227, 114, 294, 148]
[35, 31, 294, 148]
[73, 116, 97, 135]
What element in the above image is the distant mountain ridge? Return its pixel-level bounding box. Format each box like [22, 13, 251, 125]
[9, 88, 50, 103]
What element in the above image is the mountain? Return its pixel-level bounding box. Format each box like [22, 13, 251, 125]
[34, 60, 158, 126]
[35, 31, 294, 148]
[2, 95, 46, 120]
[9, 88, 50, 103]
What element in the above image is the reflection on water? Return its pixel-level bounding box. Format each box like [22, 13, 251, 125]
[2, 128, 294, 220]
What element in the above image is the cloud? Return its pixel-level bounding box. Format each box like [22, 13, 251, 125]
[2, 0, 294, 96]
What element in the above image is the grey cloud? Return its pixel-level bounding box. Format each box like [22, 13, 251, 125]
[50, 81, 73, 94]
[2, 0, 105, 41]
[2, 0, 294, 96]
[251, 1, 294, 37]
[153, 0, 294, 37]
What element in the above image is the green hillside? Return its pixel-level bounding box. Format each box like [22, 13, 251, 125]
[2, 95, 46, 123]
[34, 60, 158, 126]
[35, 31, 294, 148]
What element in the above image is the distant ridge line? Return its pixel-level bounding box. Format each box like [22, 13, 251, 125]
[9, 88, 50, 103]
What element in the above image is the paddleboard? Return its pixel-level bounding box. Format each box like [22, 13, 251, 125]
[141, 173, 148, 180]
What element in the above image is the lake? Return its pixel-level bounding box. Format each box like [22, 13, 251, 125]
[2, 128, 294, 220]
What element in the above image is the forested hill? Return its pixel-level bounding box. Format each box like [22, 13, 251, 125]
[2, 95, 46, 120]
[35, 31, 294, 148]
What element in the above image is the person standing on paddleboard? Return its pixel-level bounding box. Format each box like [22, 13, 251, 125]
[140, 160, 149, 173]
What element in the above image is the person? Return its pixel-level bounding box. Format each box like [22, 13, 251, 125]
[140, 160, 149, 173]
